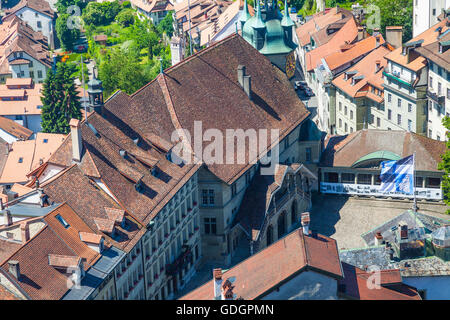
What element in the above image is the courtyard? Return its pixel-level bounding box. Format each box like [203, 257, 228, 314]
[309, 193, 449, 250]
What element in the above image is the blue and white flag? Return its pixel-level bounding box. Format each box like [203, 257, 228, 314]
[379, 155, 415, 195]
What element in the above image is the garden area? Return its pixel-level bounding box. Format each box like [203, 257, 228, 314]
[55, 0, 175, 98]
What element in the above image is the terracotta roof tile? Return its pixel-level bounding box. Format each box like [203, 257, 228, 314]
[181, 228, 342, 300]
[306, 17, 359, 71]
[0, 116, 33, 140]
[339, 263, 421, 300]
[332, 45, 392, 100]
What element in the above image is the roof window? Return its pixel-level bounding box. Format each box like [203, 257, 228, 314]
[56, 214, 70, 229]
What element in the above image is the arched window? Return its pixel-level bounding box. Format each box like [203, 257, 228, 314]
[278, 212, 286, 239]
[291, 201, 297, 225]
[266, 225, 273, 247]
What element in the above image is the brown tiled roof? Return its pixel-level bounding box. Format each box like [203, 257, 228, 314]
[43, 203, 102, 269]
[0, 16, 51, 77]
[79, 232, 103, 245]
[385, 18, 449, 72]
[105, 34, 310, 184]
[0, 116, 33, 140]
[0, 284, 20, 300]
[0, 226, 79, 300]
[320, 129, 446, 172]
[42, 165, 143, 252]
[48, 254, 80, 268]
[105, 207, 125, 223]
[181, 228, 343, 300]
[415, 32, 450, 70]
[0, 239, 22, 264]
[0, 133, 65, 184]
[5, 0, 55, 18]
[339, 263, 421, 300]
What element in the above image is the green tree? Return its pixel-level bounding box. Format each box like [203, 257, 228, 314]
[368, 0, 413, 42]
[157, 12, 174, 37]
[56, 0, 88, 13]
[116, 8, 135, 27]
[99, 48, 148, 97]
[41, 63, 82, 134]
[438, 116, 450, 214]
[56, 13, 81, 51]
[82, 0, 122, 26]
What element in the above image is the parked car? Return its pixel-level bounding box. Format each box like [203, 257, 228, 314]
[305, 88, 314, 96]
[294, 81, 303, 90]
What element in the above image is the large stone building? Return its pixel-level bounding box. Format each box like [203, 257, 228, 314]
[99, 33, 321, 266]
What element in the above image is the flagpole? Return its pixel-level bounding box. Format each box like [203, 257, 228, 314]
[413, 152, 417, 229]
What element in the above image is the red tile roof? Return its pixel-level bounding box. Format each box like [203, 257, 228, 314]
[339, 263, 421, 300]
[296, 7, 353, 47]
[0, 115, 33, 140]
[0, 226, 80, 300]
[324, 34, 385, 71]
[43, 203, 102, 269]
[180, 228, 343, 300]
[306, 17, 358, 72]
[332, 45, 393, 101]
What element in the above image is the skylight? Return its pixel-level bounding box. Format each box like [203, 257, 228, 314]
[56, 214, 70, 229]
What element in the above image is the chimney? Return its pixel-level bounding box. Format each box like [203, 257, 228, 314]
[399, 223, 408, 240]
[8, 261, 20, 280]
[213, 268, 223, 300]
[374, 232, 383, 246]
[357, 26, 364, 41]
[375, 60, 381, 73]
[375, 35, 380, 47]
[221, 279, 234, 300]
[20, 223, 30, 243]
[5, 142, 9, 155]
[3, 209, 12, 226]
[385, 26, 403, 49]
[237, 65, 246, 87]
[301, 212, 310, 235]
[243, 75, 251, 99]
[70, 119, 82, 162]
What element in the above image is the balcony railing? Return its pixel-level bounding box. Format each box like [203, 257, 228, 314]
[427, 89, 445, 105]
